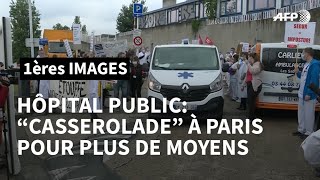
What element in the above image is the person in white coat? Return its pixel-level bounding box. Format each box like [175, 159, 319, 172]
[38, 80, 50, 114]
[301, 129, 320, 177]
[88, 80, 100, 119]
[230, 54, 240, 101]
[237, 53, 248, 110]
[225, 56, 232, 95]
[88, 53, 101, 119]
[38, 55, 51, 113]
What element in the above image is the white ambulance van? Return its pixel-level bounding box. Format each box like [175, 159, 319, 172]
[252, 43, 320, 111]
[147, 42, 224, 119]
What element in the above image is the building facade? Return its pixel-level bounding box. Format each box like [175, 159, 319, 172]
[138, 0, 319, 28]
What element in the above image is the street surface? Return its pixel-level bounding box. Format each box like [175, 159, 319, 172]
[0, 82, 318, 180]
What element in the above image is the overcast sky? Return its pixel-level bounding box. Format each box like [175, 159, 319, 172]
[0, 0, 186, 35]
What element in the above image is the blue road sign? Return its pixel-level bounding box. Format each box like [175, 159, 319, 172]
[39, 38, 48, 45]
[133, 3, 143, 17]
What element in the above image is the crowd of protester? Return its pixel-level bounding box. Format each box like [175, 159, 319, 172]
[3, 45, 319, 177]
[221, 48, 263, 120]
[221, 47, 320, 177]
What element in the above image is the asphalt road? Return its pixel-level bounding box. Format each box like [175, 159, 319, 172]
[0, 82, 319, 180]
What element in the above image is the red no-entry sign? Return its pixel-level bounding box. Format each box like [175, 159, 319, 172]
[134, 36, 143, 46]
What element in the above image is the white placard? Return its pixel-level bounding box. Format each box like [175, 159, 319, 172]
[49, 80, 89, 112]
[73, 24, 81, 45]
[241, 42, 250, 52]
[284, 22, 316, 45]
[90, 32, 94, 52]
[94, 40, 128, 57]
[64, 39, 73, 58]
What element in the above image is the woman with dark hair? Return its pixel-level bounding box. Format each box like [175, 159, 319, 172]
[126, 50, 135, 98]
[245, 53, 263, 120]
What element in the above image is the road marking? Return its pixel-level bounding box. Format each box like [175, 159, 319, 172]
[86, 134, 132, 141]
[66, 176, 96, 180]
[48, 165, 85, 180]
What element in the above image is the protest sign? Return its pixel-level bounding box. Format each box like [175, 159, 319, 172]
[94, 39, 128, 57]
[49, 80, 89, 112]
[90, 32, 94, 52]
[241, 43, 250, 52]
[64, 40, 73, 58]
[73, 24, 81, 45]
[284, 22, 316, 45]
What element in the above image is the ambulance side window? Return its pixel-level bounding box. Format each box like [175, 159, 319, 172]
[262, 48, 272, 71]
[262, 48, 304, 73]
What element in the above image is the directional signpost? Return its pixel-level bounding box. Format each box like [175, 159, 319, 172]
[39, 38, 48, 46]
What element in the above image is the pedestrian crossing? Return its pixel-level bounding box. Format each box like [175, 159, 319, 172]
[46, 133, 132, 180]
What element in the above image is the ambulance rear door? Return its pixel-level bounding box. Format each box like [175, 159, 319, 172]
[259, 44, 320, 108]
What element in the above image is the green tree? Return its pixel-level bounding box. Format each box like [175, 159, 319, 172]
[116, 0, 148, 33]
[53, 23, 70, 30]
[81, 25, 87, 34]
[10, 0, 41, 61]
[203, 0, 218, 19]
[73, 16, 81, 24]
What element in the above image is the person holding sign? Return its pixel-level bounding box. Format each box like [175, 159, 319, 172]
[293, 48, 320, 139]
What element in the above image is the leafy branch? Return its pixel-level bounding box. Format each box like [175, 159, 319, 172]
[203, 0, 218, 20]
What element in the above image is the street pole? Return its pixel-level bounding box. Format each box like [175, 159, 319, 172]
[25, 0, 33, 98]
[28, 0, 34, 58]
[137, 16, 139, 30]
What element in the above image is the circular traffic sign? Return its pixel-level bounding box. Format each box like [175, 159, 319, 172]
[134, 36, 143, 46]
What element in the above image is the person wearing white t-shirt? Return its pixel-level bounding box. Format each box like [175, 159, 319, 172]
[301, 129, 320, 177]
[293, 48, 320, 139]
[230, 54, 240, 101]
[89, 80, 100, 119]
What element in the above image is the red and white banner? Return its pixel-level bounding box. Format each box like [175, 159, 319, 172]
[284, 22, 316, 45]
[205, 36, 214, 45]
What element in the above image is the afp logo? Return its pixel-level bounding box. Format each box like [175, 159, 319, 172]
[273, 10, 311, 24]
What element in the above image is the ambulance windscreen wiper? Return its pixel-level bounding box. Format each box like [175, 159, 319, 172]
[154, 66, 173, 70]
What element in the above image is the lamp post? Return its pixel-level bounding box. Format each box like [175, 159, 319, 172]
[25, 0, 33, 98]
[28, 0, 34, 58]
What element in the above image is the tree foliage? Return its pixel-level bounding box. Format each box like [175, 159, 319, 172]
[116, 0, 148, 33]
[191, 19, 201, 38]
[72, 16, 88, 34]
[10, 0, 41, 60]
[74, 16, 81, 24]
[203, 0, 218, 20]
[53, 23, 70, 30]
[81, 25, 87, 34]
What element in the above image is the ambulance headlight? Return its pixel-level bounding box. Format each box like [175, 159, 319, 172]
[210, 74, 223, 92]
[148, 73, 161, 92]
